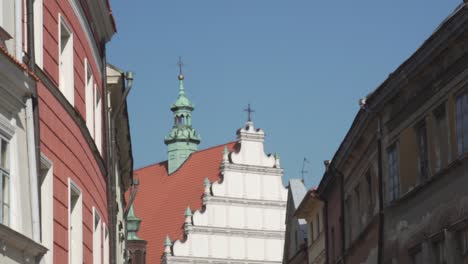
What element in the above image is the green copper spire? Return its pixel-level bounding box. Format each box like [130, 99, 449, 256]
[164, 235, 172, 247]
[204, 177, 210, 187]
[126, 204, 142, 240]
[184, 206, 192, 217]
[165, 58, 201, 174]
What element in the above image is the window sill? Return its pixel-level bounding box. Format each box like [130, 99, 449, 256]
[386, 154, 467, 209]
[0, 223, 47, 258]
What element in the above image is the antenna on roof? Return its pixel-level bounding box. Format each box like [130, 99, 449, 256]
[301, 157, 310, 183]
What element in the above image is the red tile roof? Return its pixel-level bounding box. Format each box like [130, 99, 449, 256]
[132, 141, 237, 263]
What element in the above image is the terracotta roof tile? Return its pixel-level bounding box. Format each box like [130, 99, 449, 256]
[132, 141, 237, 263]
[0, 46, 39, 82]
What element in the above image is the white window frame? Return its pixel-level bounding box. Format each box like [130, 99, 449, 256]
[33, 0, 43, 68]
[387, 143, 400, 202]
[68, 179, 83, 264]
[58, 14, 74, 106]
[40, 154, 54, 264]
[456, 91, 468, 156]
[103, 223, 109, 264]
[85, 58, 95, 138]
[0, 134, 10, 226]
[93, 207, 102, 264]
[94, 84, 102, 154]
[0, 115, 14, 227]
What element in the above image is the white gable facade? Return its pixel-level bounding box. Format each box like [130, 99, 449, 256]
[163, 121, 288, 263]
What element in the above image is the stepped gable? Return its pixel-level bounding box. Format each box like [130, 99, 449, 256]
[133, 141, 237, 261]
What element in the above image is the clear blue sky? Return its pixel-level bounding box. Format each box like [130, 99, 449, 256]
[108, 0, 461, 188]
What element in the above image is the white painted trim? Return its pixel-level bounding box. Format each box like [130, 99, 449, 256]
[204, 195, 286, 209]
[85, 58, 95, 138]
[40, 153, 54, 264]
[66, 0, 102, 76]
[26, 98, 40, 244]
[222, 164, 283, 176]
[4, 116, 21, 232]
[33, 0, 43, 68]
[184, 225, 285, 239]
[68, 178, 83, 264]
[58, 14, 74, 106]
[165, 255, 282, 264]
[14, 0, 22, 60]
[92, 207, 102, 264]
[0, 114, 15, 139]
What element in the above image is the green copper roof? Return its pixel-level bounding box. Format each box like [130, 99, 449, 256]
[126, 204, 142, 240]
[171, 79, 193, 110]
[204, 177, 210, 187]
[164, 235, 172, 246]
[165, 72, 201, 174]
[184, 206, 192, 217]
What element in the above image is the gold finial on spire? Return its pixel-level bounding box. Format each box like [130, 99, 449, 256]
[177, 56, 184, 80]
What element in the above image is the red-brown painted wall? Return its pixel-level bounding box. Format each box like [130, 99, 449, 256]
[38, 0, 107, 263]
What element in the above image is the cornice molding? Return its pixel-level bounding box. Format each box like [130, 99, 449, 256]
[0, 114, 15, 139]
[0, 224, 47, 259]
[185, 225, 285, 239]
[67, 0, 102, 77]
[165, 255, 282, 264]
[204, 195, 286, 209]
[221, 163, 283, 176]
[35, 68, 107, 177]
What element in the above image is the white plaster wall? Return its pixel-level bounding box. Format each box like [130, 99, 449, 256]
[193, 202, 285, 231]
[213, 170, 287, 201]
[169, 122, 287, 263]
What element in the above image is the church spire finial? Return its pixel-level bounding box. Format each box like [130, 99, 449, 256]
[165, 57, 201, 174]
[177, 56, 184, 81]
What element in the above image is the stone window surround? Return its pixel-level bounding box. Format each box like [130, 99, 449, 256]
[0, 116, 13, 226]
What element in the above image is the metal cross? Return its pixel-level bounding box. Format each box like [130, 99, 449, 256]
[244, 104, 255, 122]
[301, 157, 310, 183]
[177, 56, 184, 75]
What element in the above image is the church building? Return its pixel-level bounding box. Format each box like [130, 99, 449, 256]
[132, 69, 288, 263]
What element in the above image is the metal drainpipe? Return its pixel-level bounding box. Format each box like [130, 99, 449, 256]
[377, 117, 384, 264]
[339, 168, 346, 264]
[109, 71, 133, 264]
[26, 0, 43, 247]
[323, 199, 329, 264]
[101, 42, 117, 264]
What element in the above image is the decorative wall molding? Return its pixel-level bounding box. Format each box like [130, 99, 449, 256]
[221, 163, 283, 176]
[165, 255, 282, 264]
[66, 0, 102, 76]
[0, 224, 47, 258]
[185, 225, 285, 239]
[205, 195, 286, 209]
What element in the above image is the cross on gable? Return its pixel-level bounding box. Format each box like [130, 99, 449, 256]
[244, 104, 255, 122]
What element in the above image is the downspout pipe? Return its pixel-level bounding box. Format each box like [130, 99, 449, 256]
[103, 45, 117, 264]
[360, 98, 385, 263]
[26, 0, 42, 246]
[377, 118, 384, 264]
[328, 165, 346, 264]
[107, 71, 133, 264]
[338, 168, 346, 264]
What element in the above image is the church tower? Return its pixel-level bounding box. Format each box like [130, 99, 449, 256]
[164, 60, 201, 174]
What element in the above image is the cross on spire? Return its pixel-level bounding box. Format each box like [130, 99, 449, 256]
[244, 104, 255, 122]
[177, 56, 184, 75]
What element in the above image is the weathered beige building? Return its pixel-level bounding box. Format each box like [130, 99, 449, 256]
[377, 3, 468, 263]
[295, 189, 325, 264]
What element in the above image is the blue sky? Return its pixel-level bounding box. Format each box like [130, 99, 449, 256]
[108, 0, 461, 188]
